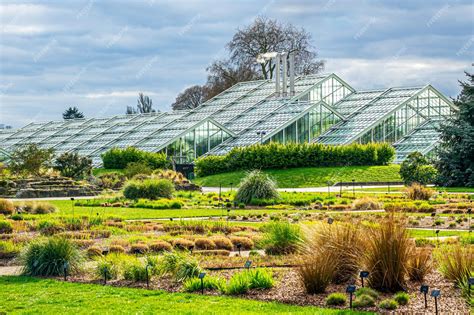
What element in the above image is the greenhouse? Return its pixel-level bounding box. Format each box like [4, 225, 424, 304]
[0, 72, 456, 166]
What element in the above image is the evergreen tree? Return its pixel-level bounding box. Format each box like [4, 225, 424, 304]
[436, 72, 474, 187]
[63, 107, 84, 120]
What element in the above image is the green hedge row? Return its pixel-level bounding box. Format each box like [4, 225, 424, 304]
[195, 142, 395, 177]
[101, 147, 169, 169]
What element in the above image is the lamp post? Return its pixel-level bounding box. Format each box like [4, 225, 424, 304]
[430, 290, 441, 315]
[70, 197, 75, 218]
[352, 179, 355, 198]
[420, 285, 429, 308]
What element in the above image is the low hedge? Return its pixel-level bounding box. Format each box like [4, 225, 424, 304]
[101, 147, 169, 169]
[195, 142, 395, 176]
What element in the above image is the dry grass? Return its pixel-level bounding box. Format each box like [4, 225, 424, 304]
[434, 244, 473, 286]
[352, 197, 382, 210]
[404, 183, 434, 200]
[297, 248, 336, 294]
[364, 213, 414, 292]
[407, 247, 432, 282]
[304, 222, 364, 284]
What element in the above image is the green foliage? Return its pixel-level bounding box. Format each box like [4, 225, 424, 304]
[8, 144, 55, 177]
[393, 292, 410, 305]
[235, 170, 279, 204]
[0, 240, 21, 259]
[123, 261, 150, 282]
[246, 268, 274, 289]
[223, 271, 250, 295]
[399, 152, 437, 185]
[220, 269, 274, 295]
[159, 252, 201, 282]
[261, 221, 302, 255]
[96, 260, 118, 280]
[434, 244, 473, 286]
[195, 142, 395, 176]
[101, 147, 169, 170]
[21, 237, 82, 276]
[183, 276, 223, 292]
[326, 293, 347, 306]
[53, 152, 92, 179]
[379, 299, 398, 310]
[63, 106, 84, 119]
[355, 287, 379, 299]
[0, 220, 13, 234]
[436, 72, 474, 187]
[352, 294, 375, 308]
[123, 178, 175, 200]
[123, 162, 152, 178]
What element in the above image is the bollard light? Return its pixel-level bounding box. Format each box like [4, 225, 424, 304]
[244, 260, 252, 270]
[327, 217, 334, 225]
[420, 284, 429, 308]
[198, 272, 206, 294]
[71, 197, 75, 218]
[468, 277, 474, 299]
[346, 285, 356, 308]
[430, 290, 440, 315]
[359, 271, 369, 287]
[63, 261, 69, 281]
[236, 243, 242, 256]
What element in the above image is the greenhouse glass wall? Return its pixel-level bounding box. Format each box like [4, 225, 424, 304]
[0, 73, 456, 165]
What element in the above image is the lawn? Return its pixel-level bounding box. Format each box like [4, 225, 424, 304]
[353, 186, 474, 193]
[0, 276, 369, 315]
[407, 228, 471, 239]
[193, 165, 401, 188]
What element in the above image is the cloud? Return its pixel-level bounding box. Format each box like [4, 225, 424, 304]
[0, 0, 471, 128]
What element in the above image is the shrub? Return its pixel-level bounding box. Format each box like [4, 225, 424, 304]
[123, 261, 150, 282]
[8, 144, 54, 177]
[0, 220, 13, 234]
[33, 202, 57, 214]
[149, 240, 172, 253]
[434, 244, 473, 286]
[210, 237, 233, 251]
[101, 147, 169, 170]
[246, 268, 274, 289]
[407, 247, 432, 282]
[21, 237, 82, 276]
[0, 199, 14, 215]
[222, 272, 250, 295]
[195, 142, 395, 176]
[124, 162, 152, 178]
[235, 170, 279, 204]
[87, 246, 103, 258]
[305, 223, 364, 284]
[399, 152, 437, 185]
[352, 197, 382, 210]
[326, 293, 347, 306]
[96, 173, 126, 190]
[355, 287, 379, 299]
[364, 214, 413, 292]
[172, 238, 195, 251]
[379, 299, 398, 310]
[393, 292, 410, 305]
[153, 169, 189, 185]
[109, 245, 125, 254]
[96, 259, 119, 280]
[404, 183, 434, 201]
[183, 276, 223, 293]
[194, 238, 216, 250]
[130, 243, 149, 254]
[261, 222, 302, 255]
[0, 240, 20, 258]
[54, 152, 92, 179]
[352, 294, 375, 308]
[159, 252, 201, 282]
[123, 178, 174, 200]
[37, 220, 64, 236]
[229, 236, 254, 250]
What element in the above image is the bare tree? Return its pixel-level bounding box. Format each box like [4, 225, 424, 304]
[126, 93, 156, 114]
[228, 17, 324, 79]
[172, 85, 206, 110]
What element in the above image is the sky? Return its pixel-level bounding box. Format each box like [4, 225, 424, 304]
[0, 0, 473, 128]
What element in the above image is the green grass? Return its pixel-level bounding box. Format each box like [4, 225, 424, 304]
[408, 228, 470, 239]
[92, 168, 124, 176]
[0, 276, 370, 314]
[193, 165, 401, 188]
[354, 186, 474, 193]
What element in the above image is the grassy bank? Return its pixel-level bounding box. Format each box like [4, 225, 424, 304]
[194, 165, 401, 188]
[0, 276, 369, 314]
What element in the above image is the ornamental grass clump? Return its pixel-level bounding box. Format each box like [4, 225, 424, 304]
[306, 222, 364, 284]
[261, 221, 302, 255]
[234, 170, 279, 204]
[404, 183, 434, 201]
[434, 244, 473, 287]
[407, 247, 432, 282]
[364, 214, 414, 292]
[21, 237, 82, 277]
